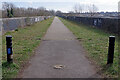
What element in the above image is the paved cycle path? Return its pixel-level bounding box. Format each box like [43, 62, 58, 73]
[22, 17, 100, 78]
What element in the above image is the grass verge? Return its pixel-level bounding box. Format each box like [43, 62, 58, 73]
[2, 17, 54, 78]
[59, 17, 118, 78]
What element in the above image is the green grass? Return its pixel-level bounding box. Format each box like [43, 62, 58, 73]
[59, 17, 118, 78]
[2, 17, 54, 78]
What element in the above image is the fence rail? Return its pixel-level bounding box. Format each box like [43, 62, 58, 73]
[60, 16, 119, 34]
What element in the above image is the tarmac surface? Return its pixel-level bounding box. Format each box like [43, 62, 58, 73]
[22, 17, 100, 78]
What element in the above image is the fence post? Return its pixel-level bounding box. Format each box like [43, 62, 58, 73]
[6, 35, 13, 63]
[107, 36, 115, 64]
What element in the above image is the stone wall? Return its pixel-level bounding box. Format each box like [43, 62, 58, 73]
[1, 16, 52, 33]
[61, 16, 118, 34]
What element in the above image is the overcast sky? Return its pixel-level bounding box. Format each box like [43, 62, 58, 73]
[0, 0, 119, 12]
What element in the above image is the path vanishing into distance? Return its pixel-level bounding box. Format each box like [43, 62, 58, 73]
[21, 17, 100, 78]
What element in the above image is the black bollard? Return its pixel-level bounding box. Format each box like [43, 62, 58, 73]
[6, 35, 13, 63]
[107, 36, 115, 64]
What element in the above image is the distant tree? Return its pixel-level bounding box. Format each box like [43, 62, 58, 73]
[2, 2, 9, 10]
[88, 4, 98, 16]
[69, 11, 74, 13]
[78, 4, 83, 13]
[6, 8, 13, 18]
[72, 3, 99, 17]
[11, 8, 14, 17]
[49, 10, 56, 16]
[73, 4, 78, 13]
[56, 10, 62, 16]
[7, 9, 10, 17]
[118, 1, 120, 12]
[3, 2, 15, 18]
[68, 11, 74, 16]
[37, 7, 46, 16]
[2, 2, 56, 18]
[73, 4, 83, 13]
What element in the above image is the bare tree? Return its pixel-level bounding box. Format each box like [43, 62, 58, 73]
[49, 9, 55, 16]
[118, 1, 120, 12]
[2, 2, 9, 10]
[88, 4, 98, 16]
[56, 10, 62, 16]
[2, 2, 56, 18]
[69, 11, 74, 13]
[78, 4, 83, 13]
[2, 2, 15, 10]
[73, 4, 78, 13]
[73, 4, 84, 13]
[0, 9, 2, 18]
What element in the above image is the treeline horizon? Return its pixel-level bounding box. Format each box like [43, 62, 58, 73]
[2, 2, 63, 18]
[1, 2, 118, 18]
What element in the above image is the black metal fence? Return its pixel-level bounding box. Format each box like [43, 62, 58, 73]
[60, 16, 119, 34]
